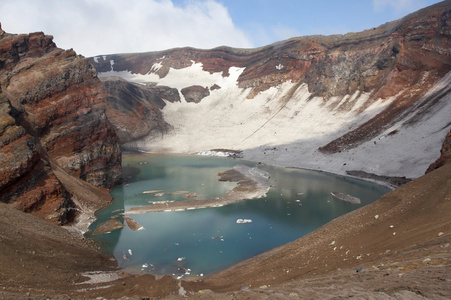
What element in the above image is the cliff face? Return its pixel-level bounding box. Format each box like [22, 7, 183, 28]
[0, 27, 122, 224]
[100, 77, 174, 144]
[91, 1, 451, 179]
[427, 129, 451, 172]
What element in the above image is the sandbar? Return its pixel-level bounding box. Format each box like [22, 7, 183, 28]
[124, 165, 270, 214]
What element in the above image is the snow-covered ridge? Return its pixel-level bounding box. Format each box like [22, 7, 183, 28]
[101, 61, 451, 180]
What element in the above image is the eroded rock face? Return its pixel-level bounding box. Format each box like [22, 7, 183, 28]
[426, 130, 451, 172]
[0, 28, 122, 223]
[0, 92, 72, 224]
[101, 77, 173, 144]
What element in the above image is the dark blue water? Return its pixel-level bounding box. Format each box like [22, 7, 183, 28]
[87, 153, 390, 279]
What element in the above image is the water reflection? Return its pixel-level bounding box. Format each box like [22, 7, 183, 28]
[88, 154, 390, 278]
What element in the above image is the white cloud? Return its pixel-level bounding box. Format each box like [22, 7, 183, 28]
[0, 0, 253, 57]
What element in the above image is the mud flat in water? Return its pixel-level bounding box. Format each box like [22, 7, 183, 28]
[124, 165, 270, 214]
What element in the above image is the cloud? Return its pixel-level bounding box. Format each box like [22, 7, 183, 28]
[0, 0, 253, 57]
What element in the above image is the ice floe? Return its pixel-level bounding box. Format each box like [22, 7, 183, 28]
[236, 219, 252, 224]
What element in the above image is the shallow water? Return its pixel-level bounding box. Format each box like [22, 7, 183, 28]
[87, 153, 390, 279]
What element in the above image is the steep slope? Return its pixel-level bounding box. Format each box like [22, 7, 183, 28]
[100, 77, 174, 144]
[92, 1, 451, 180]
[427, 129, 451, 172]
[0, 26, 122, 224]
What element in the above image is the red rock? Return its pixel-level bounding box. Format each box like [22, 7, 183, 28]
[0, 28, 122, 223]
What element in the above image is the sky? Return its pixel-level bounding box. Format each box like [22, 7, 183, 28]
[0, 0, 444, 57]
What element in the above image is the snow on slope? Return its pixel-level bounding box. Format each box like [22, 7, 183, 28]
[99, 63, 451, 179]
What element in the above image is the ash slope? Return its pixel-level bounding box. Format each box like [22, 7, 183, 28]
[92, 1, 451, 180]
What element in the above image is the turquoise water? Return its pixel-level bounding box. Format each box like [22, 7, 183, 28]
[87, 153, 390, 278]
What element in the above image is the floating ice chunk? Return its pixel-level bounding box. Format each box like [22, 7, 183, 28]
[236, 219, 252, 224]
[330, 192, 361, 204]
[177, 257, 186, 261]
[128, 249, 133, 256]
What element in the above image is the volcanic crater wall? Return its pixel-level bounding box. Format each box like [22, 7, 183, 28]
[92, 1, 451, 179]
[0, 26, 122, 224]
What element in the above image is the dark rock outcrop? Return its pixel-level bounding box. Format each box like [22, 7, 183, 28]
[101, 77, 173, 144]
[0, 28, 122, 223]
[181, 85, 210, 103]
[426, 129, 451, 172]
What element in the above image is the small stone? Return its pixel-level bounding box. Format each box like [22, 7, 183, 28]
[423, 257, 431, 263]
[438, 232, 444, 237]
[374, 215, 379, 219]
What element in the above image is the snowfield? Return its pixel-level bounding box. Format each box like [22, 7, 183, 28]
[99, 63, 451, 180]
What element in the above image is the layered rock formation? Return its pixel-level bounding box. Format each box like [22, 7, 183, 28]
[91, 1, 451, 180]
[0, 26, 122, 224]
[100, 77, 174, 144]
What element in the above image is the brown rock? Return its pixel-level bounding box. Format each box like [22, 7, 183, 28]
[181, 85, 210, 103]
[426, 129, 451, 172]
[101, 77, 172, 144]
[0, 29, 122, 222]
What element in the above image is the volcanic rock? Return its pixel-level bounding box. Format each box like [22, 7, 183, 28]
[181, 85, 210, 103]
[426, 129, 451, 172]
[0, 28, 122, 222]
[101, 77, 172, 144]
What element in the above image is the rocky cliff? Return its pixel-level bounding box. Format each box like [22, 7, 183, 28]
[100, 77, 174, 144]
[0, 26, 122, 224]
[91, 1, 451, 179]
[427, 128, 451, 172]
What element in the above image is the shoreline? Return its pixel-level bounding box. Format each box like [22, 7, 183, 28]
[123, 149, 402, 190]
[124, 164, 270, 214]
